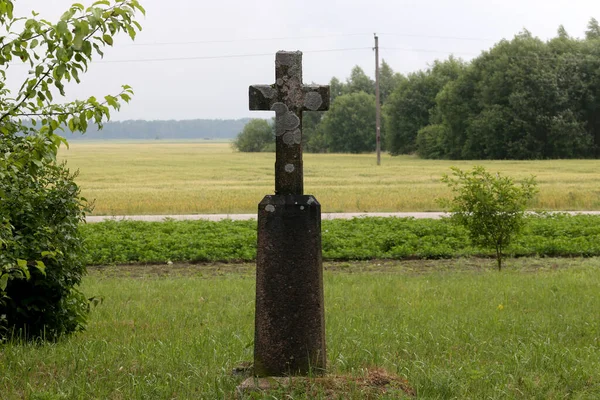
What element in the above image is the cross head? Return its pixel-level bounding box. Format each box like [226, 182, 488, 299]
[249, 51, 330, 195]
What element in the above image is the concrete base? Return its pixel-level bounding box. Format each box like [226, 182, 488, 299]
[254, 195, 326, 377]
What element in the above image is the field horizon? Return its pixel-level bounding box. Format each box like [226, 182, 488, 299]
[58, 141, 600, 215]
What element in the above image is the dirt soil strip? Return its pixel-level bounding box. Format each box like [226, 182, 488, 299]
[86, 211, 600, 223]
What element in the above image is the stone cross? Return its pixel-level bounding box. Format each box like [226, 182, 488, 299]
[249, 51, 329, 195]
[249, 51, 329, 377]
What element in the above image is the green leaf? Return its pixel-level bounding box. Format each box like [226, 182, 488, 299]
[102, 34, 113, 46]
[73, 34, 83, 51]
[55, 64, 66, 79]
[126, 25, 136, 40]
[34, 261, 47, 276]
[57, 20, 68, 35]
[134, 2, 146, 15]
[0, 274, 8, 291]
[104, 95, 118, 109]
[30, 38, 39, 49]
[16, 259, 31, 280]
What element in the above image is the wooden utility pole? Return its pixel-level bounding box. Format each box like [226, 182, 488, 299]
[374, 33, 381, 166]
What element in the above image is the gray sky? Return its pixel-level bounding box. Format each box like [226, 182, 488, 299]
[13, 0, 600, 121]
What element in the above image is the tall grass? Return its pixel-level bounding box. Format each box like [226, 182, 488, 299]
[1, 258, 599, 398]
[58, 142, 600, 215]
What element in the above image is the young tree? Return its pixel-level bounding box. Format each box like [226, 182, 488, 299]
[232, 118, 274, 152]
[440, 166, 537, 271]
[0, 0, 144, 341]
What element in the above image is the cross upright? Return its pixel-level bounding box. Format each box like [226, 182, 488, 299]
[249, 51, 330, 195]
[248, 51, 329, 377]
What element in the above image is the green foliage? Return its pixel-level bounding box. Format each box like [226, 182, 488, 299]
[0, 0, 144, 341]
[299, 62, 401, 153]
[77, 213, 600, 265]
[1, 140, 89, 340]
[441, 166, 538, 270]
[231, 118, 274, 152]
[415, 124, 447, 159]
[345, 66, 375, 95]
[379, 60, 405, 104]
[384, 57, 465, 155]
[320, 92, 376, 153]
[82, 219, 257, 264]
[586, 17, 600, 40]
[300, 109, 327, 153]
[408, 21, 600, 159]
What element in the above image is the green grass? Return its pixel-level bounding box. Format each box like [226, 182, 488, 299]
[1, 258, 599, 399]
[58, 142, 600, 215]
[81, 214, 600, 265]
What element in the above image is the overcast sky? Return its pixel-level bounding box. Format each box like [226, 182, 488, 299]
[12, 0, 600, 121]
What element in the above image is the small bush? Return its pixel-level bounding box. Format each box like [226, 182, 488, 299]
[440, 166, 538, 270]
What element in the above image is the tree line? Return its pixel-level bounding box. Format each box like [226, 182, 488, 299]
[235, 19, 600, 160]
[61, 118, 251, 140]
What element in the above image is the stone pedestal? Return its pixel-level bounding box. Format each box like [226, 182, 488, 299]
[254, 194, 326, 376]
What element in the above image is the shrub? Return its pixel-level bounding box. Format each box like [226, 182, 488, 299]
[440, 166, 538, 270]
[0, 0, 144, 341]
[0, 134, 89, 340]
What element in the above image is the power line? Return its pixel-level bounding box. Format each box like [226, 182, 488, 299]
[381, 46, 480, 56]
[379, 32, 498, 42]
[122, 33, 371, 47]
[6, 47, 372, 66]
[92, 47, 372, 64]
[120, 32, 500, 48]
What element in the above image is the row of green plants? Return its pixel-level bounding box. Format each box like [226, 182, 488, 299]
[81, 213, 600, 265]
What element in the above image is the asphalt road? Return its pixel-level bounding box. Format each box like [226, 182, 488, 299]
[85, 211, 600, 223]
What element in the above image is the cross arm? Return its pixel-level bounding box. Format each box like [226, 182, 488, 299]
[249, 85, 277, 111]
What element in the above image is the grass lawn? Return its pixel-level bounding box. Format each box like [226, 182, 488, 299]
[58, 142, 600, 215]
[2, 258, 599, 399]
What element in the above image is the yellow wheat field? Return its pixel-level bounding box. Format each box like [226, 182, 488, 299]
[57, 141, 600, 215]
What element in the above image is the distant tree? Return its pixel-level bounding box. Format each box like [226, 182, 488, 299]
[384, 57, 465, 155]
[329, 77, 346, 102]
[441, 166, 538, 271]
[320, 92, 376, 153]
[586, 17, 600, 40]
[232, 119, 274, 152]
[416, 124, 447, 159]
[0, 0, 144, 341]
[557, 24, 570, 39]
[302, 110, 328, 153]
[435, 30, 596, 159]
[346, 66, 375, 95]
[379, 60, 405, 104]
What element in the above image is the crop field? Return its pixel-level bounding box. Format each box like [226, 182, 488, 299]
[2, 259, 599, 399]
[58, 142, 600, 215]
[80, 214, 600, 265]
